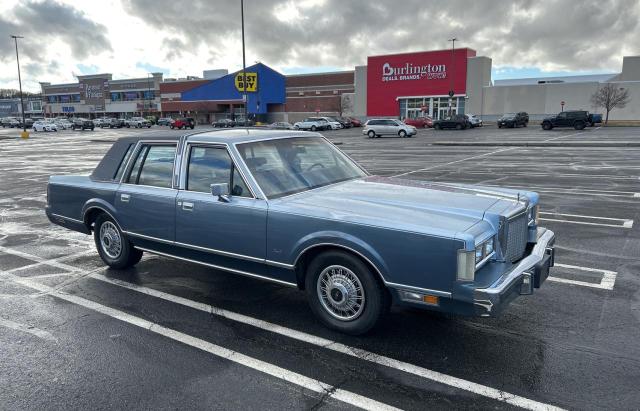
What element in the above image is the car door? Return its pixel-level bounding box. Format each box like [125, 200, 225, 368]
[555, 112, 568, 126]
[175, 143, 267, 268]
[116, 143, 178, 242]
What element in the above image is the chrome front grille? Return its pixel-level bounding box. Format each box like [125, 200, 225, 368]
[504, 211, 528, 262]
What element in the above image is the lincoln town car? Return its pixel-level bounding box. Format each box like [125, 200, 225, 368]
[46, 129, 555, 335]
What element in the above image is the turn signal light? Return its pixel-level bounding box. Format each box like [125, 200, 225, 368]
[423, 295, 439, 305]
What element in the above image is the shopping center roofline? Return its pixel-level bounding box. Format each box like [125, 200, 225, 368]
[285, 70, 354, 77]
[367, 47, 475, 58]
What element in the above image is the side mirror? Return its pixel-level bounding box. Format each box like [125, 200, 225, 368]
[210, 183, 230, 203]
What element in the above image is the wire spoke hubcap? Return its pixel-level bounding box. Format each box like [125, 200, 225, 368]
[100, 221, 122, 259]
[317, 265, 365, 321]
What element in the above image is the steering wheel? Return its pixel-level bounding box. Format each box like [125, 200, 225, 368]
[306, 163, 325, 171]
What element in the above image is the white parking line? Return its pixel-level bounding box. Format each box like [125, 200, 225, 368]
[0, 317, 58, 342]
[548, 263, 617, 290]
[538, 212, 634, 229]
[393, 129, 598, 177]
[4, 273, 400, 411]
[84, 272, 564, 411]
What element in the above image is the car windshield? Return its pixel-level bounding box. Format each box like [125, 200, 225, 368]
[237, 136, 367, 199]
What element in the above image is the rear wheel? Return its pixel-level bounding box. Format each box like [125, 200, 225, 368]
[305, 250, 388, 335]
[367, 130, 376, 138]
[434, 124, 441, 130]
[311, 125, 317, 131]
[93, 214, 142, 269]
[574, 121, 585, 130]
[455, 123, 462, 130]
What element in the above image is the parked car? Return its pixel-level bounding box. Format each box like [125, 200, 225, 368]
[126, 117, 152, 128]
[213, 119, 236, 128]
[106, 118, 126, 128]
[433, 115, 469, 130]
[465, 114, 483, 128]
[498, 113, 528, 128]
[17, 118, 35, 129]
[293, 117, 330, 131]
[347, 117, 362, 127]
[268, 122, 294, 130]
[404, 116, 433, 128]
[71, 118, 95, 131]
[46, 130, 555, 335]
[32, 120, 58, 132]
[2, 117, 19, 128]
[99, 117, 113, 128]
[319, 117, 343, 130]
[336, 117, 353, 128]
[157, 117, 173, 126]
[170, 117, 195, 130]
[588, 113, 602, 127]
[92, 118, 106, 128]
[234, 117, 255, 127]
[54, 119, 73, 130]
[363, 119, 417, 138]
[541, 110, 589, 130]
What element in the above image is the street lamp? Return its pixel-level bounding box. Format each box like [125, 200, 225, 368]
[10, 35, 28, 139]
[448, 37, 457, 117]
[240, 0, 247, 123]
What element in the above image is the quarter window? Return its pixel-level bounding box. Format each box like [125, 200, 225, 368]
[186, 146, 251, 197]
[127, 144, 176, 188]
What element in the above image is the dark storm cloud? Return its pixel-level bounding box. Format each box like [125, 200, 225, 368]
[123, 0, 640, 72]
[0, 1, 111, 64]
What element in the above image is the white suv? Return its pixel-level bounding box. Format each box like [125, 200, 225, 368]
[126, 117, 151, 128]
[318, 117, 343, 130]
[363, 119, 417, 138]
[293, 117, 330, 131]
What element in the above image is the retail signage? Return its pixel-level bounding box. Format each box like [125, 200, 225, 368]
[381, 62, 446, 82]
[235, 72, 258, 92]
[62, 106, 75, 113]
[367, 48, 475, 116]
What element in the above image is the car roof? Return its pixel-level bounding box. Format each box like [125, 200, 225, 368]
[112, 129, 323, 146]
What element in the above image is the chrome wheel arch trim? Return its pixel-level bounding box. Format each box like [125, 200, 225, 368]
[82, 205, 123, 232]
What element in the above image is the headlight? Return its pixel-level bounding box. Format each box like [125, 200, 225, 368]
[474, 237, 496, 264]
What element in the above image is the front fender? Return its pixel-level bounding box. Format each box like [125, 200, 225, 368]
[290, 231, 390, 281]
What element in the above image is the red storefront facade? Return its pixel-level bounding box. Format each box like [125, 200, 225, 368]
[366, 48, 476, 118]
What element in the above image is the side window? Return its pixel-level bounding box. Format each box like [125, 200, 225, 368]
[187, 146, 251, 197]
[368, 120, 380, 126]
[127, 145, 176, 188]
[557, 112, 567, 119]
[113, 144, 135, 181]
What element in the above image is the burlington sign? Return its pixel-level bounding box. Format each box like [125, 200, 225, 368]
[381, 62, 447, 82]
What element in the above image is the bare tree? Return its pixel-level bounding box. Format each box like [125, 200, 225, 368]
[590, 83, 631, 125]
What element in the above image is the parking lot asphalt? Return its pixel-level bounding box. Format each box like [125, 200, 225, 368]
[1, 124, 639, 410]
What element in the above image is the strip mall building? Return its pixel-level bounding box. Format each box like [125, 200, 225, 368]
[39, 48, 640, 123]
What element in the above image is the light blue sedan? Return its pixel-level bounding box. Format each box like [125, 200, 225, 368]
[46, 129, 555, 334]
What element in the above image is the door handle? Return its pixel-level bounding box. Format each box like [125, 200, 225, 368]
[182, 201, 194, 211]
[120, 194, 130, 203]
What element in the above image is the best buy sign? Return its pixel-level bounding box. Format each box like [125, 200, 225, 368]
[235, 72, 258, 92]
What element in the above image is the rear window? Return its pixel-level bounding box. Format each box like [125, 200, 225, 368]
[127, 144, 176, 188]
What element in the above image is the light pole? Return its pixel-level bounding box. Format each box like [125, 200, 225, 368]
[11, 35, 28, 139]
[147, 73, 152, 118]
[241, 0, 247, 124]
[448, 37, 457, 117]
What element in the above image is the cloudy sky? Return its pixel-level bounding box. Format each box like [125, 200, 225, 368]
[1, 0, 639, 92]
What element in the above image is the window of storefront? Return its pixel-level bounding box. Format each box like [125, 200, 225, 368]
[47, 95, 58, 103]
[399, 96, 466, 120]
[111, 92, 122, 102]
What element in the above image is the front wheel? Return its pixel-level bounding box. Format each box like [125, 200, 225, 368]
[434, 124, 441, 130]
[94, 214, 142, 269]
[542, 122, 552, 130]
[455, 124, 462, 130]
[305, 251, 389, 335]
[311, 125, 317, 131]
[367, 130, 376, 138]
[398, 130, 407, 138]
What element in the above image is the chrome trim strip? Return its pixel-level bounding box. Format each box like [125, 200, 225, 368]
[134, 246, 298, 288]
[124, 230, 295, 269]
[50, 213, 84, 225]
[475, 251, 495, 270]
[385, 282, 452, 298]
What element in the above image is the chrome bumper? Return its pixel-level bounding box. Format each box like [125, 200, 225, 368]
[474, 228, 555, 316]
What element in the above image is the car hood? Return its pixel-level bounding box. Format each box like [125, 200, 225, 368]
[271, 176, 526, 239]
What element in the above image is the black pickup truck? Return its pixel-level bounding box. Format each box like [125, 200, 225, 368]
[541, 110, 589, 130]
